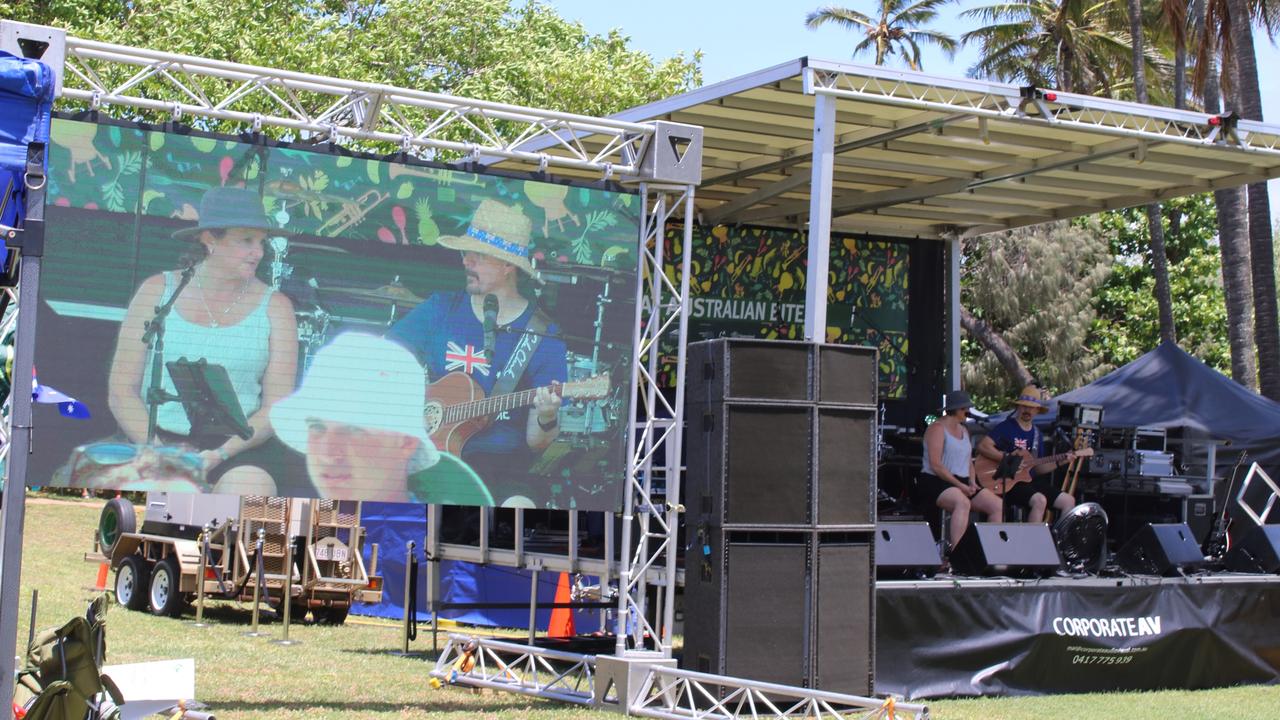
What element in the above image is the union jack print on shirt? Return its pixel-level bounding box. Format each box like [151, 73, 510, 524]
[445, 341, 490, 376]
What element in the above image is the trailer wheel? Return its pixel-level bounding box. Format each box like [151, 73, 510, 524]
[115, 555, 149, 611]
[98, 498, 136, 557]
[317, 606, 349, 625]
[148, 556, 185, 617]
[289, 600, 311, 624]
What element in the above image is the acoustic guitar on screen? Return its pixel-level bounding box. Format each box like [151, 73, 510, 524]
[423, 372, 611, 455]
[974, 447, 1094, 492]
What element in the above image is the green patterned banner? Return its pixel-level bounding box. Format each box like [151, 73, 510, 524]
[664, 223, 910, 399]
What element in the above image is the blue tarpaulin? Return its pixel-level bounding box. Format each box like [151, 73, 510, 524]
[352, 501, 603, 632]
[1, 50, 54, 235]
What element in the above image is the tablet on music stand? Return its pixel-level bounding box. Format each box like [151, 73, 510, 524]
[166, 358, 254, 441]
[993, 452, 1021, 481]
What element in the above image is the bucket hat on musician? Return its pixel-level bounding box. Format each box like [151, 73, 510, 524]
[171, 186, 276, 239]
[437, 198, 539, 279]
[271, 332, 440, 473]
[1013, 384, 1050, 414]
[940, 390, 973, 413]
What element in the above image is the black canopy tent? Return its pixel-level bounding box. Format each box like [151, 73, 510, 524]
[1020, 342, 1280, 479]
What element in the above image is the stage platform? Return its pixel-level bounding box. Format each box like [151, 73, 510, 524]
[876, 572, 1280, 699]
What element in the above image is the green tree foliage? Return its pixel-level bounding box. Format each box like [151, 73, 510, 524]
[4, 0, 700, 138]
[960, 0, 1164, 97]
[961, 221, 1111, 405]
[1089, 194, 1230, 372]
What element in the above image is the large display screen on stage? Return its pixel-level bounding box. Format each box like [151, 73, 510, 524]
[33, 118, 640, 512]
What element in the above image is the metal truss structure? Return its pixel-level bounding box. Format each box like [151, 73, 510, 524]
[59, 35, 658, 174]
[1, 19, 883, 720]
[433, 634, 929, 719]
[804, 60, 1280, 155]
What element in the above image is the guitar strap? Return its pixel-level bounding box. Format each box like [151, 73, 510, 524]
[491, 307, 551, 398]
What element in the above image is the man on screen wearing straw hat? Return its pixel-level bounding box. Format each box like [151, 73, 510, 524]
[976, 384, 1078, 523]
[270, 332, 492, 505]
[388, 199, 567, 506]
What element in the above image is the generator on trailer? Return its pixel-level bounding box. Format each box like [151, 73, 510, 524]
[90, 493, 382, 623]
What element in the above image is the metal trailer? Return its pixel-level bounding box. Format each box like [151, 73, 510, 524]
[89, 492, 382, 623]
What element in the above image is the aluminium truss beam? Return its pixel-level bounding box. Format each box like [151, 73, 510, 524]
[57, 34, 663, 178]
[804, 61, 1280, 156]
[617, 182, 694, 656]
[432, 635, 931, 720]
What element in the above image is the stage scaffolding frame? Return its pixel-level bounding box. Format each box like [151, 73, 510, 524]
[1, 20, 915, 720]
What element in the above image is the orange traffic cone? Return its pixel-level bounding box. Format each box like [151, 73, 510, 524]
[93, 562, 110, 591]
[548, 572, 575, 638]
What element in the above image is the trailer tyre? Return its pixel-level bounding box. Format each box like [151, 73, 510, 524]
[148, 556, 185, 617]
[317, 606, 349, 625]
[115, 555, 149, 611]
[98, 498, 136, 557]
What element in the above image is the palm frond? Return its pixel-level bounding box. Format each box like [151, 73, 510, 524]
[805, 6, 875, 30]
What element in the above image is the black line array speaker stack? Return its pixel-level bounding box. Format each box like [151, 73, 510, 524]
[682, 338, 878, 694]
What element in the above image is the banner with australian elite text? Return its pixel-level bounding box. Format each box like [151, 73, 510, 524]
[663, 223, 910, 399]
[33, 117, 640, 512]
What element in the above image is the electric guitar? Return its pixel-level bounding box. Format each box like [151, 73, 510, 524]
[423, 371, 611, 455]
[974, 447, 1094, 492]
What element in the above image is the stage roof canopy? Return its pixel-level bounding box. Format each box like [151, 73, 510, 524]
[491, 57, 1280, 240]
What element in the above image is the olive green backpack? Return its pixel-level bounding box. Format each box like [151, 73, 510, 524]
[16, 595, 122, 720]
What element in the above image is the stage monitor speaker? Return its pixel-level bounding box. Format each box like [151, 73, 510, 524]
[950, 523, 1061, 577]
[874, 522, 940, 579]
[1225, 525, 1280, 574]
[681, 530, 874, 695]
[1116, 523, 1205, 576]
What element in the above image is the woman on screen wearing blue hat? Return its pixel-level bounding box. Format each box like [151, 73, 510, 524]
[106, 186, 302, 495]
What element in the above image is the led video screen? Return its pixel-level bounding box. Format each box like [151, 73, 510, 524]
[33, 118, 639, 512]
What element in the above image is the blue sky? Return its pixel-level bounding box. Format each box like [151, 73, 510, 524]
[544, 0, 1280, 228]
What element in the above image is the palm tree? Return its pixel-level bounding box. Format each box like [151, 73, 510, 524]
[1193, 0, 1257, 387]
[805, 1, 958, 70]
[1226, 0, 1280, 399]
[1126, 0, 1177, 344]
[960, 0, 1154, 95]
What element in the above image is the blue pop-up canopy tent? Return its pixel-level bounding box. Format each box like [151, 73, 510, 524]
[996, 342, 1280, 475]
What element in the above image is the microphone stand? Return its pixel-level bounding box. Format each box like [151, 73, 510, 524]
[141, 265, 195, 444]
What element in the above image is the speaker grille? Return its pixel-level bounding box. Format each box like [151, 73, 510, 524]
[818, 345, 877, 405]
[724, 542, 808, 685]
[817, 408, 875, 525]
[725, 405, 812, 525]
[815, 542, 874, 693]
[727, 342, 813, 401]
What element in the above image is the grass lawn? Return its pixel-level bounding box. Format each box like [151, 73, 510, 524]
[12, 496, 1279, 719]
